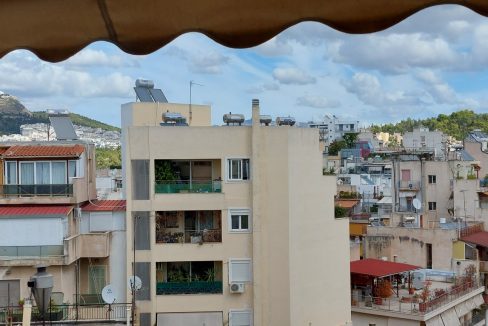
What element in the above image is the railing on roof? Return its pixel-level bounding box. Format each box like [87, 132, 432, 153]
[1, 184, 73, 197]
[0, 245, 64, 258]
[0, 303, 130, 323]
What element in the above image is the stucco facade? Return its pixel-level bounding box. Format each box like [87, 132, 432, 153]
[122, 100, 351, 326]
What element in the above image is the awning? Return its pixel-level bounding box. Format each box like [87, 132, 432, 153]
[0, 205, 73, 218]
[1, 1, 488, 62]
[82, 200, 126, 212]
[336, 199, 359, 209]
[350, 258, 420, 278]
[377, 196, 392, 205]
[441, 308, 460, 326]
[399, 191, 417, 198]
[2, 144, 85, 159]
[425, 315, 443, 326]
[460, 231, 488, 248]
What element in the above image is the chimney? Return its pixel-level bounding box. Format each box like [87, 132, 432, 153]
[252, 99, 260, 127]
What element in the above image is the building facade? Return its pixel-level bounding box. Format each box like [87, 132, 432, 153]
[122, 100, 352, 326]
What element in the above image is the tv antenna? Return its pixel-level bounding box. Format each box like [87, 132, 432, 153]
[189, 80, 203, 125]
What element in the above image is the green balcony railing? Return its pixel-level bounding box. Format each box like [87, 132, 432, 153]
[156, 281, 223, 295]
[0, 245, 64, 257]
[155, 180, 222, 194]
[1, 184, 73, 197]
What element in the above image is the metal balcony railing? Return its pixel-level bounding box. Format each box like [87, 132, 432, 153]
[155, 180, 222, 194]
[156, 229, 222, 244]
[399, 180, 420, 190]
[156, 281, 223, 295]
[1, 184, 73, 197]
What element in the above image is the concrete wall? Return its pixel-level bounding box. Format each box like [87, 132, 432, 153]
[465, 141, 488, 178]
[365, 226, 458, 270]
[352, 312, 419, 326]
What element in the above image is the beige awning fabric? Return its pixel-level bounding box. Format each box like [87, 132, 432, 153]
[454, 301, 470, 318]
[425, 315, 443, 326]
[1, 0, 488, 62]
[473, 293, 485, 307]
[441, 308, 461, 326]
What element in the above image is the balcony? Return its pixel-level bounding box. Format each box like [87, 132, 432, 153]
[155, 180, 221, 194]
[1, 184, 73, 197]
[399, 180, 420, 191]
[64, 233, 110, 264]
[156, 261, 223, 295]
[156, 281, 223, 295]
[156, 211, 222, 244]
[0, 245, 64, 266]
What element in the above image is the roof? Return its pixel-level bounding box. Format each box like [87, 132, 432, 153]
[336, 199, 360, 209]
[461, 231, 488, 248]
[0, 147, 8, 155]
[377, 196, 392, 205]
[2, 2, 488, 62]
[82, 200, 126, 212]
[0, 205, 73, 217]
[350, 258, 420, 278]
[2, 144, 85, 158]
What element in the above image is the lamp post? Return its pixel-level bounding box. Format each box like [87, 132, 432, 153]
[28, 265, 53, 326]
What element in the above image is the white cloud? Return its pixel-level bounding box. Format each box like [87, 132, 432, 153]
[0, 53, 133, 98]
[273, 67, 316, 85]
[331, 33, 458, 74]
[252, 37, 293, 56]
[165, 45, 229, 74]
[63, 49, 136, 68]
[246, 82, 280, 94]
[344, 72, 422, 107]
[296, 95, 340, 109]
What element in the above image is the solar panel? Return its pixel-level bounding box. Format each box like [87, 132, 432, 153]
[134, 87, 154, 102]
[49, 116, 78, 140]
[149, 88, 168, 103]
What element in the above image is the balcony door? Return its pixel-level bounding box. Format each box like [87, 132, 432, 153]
[88, 265, 106, 295]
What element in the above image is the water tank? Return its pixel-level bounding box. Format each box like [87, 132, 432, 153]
[223, 113, 245, 126]
[162, 112, 187, 125]
[276, 116, 296, 126]
[259, 115, 272, 126]
[135, 79, 154, 89]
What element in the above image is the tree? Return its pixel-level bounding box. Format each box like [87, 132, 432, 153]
[343, 132, 359, 148]
[328, 140, 346, 156]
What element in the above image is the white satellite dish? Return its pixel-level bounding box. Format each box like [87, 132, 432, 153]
[101, 284, 116, 304]
[128, 275, 142, 291]
[413, 198, 422, 210]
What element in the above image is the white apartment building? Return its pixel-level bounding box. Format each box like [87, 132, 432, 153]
[308, 114, 359, 151]
[403, 127, 447, 159]
[122, 99, 351, 326]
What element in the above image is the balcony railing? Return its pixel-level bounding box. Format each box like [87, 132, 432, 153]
[155, 180, 222, 194]
[1, 184, 73, 197]
[156, 281, 223, 295]
[156, 229, 222, 244]
[0, 245, 64, 257]
[399, 180, 420, 190]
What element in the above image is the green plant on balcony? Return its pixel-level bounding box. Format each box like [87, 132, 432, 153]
[168, 269, 189, 283]
[467, 173, 477, 180]
[155, 161, 177, 193]
[205, 268, 216, 282]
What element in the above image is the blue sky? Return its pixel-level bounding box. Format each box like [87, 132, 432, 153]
[0, 5, 487, 127]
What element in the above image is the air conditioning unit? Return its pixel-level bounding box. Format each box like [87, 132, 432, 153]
[229, 282, 245, 294]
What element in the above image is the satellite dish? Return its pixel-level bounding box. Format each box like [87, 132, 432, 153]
[101, 284, 116, 304]
[413, 198, 422, 210]
[128, 276, 142, 291]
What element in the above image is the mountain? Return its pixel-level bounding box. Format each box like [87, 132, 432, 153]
[0, 93, 119, 135]
[371, 110, 488, 140]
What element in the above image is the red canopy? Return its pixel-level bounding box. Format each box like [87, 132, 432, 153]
[0, 205, 73, 217]
[351, 258, 420, 278]
[461, 231, 488, 248]
[82, 200, 126, 212]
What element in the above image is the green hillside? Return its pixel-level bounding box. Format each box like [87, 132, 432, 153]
[31, 111, 120, 132]
[371, 110, 487, 140]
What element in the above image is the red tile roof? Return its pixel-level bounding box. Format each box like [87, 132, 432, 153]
[0, 205, 73, 217]
[336, 199, 360, 209]
[2, 144, 85, 158]
[0, 147, 9, 155]
[461, 231, 488, 248]
[350, 259, 420, 278]
[82, 200, 126, 212]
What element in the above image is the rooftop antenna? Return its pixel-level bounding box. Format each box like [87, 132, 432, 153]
[189, 80, 203, 125]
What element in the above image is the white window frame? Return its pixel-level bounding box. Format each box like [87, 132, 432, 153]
[19, 161, 35, 184]
[229, 309, 253, 326]
[228, 258, 252, 283]
[428, 201, 437, 211]
[226, 158, 250, 181]
[428, 175, 436, 184]
[4, 161, 17, 184]
[35, 161, 52, 185]
[68, 160, 78, 178]
[228, 208, 251, 233]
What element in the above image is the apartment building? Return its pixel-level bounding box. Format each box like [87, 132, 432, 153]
[403, 127, 447, 159]
[308, 114, 359, 152]
[122, 99, 351, 326]
[0, 142, 125, 306]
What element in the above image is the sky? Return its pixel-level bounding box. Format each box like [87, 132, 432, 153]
[0, 5, 487, 128]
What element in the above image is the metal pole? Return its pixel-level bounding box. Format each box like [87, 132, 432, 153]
[132, 215, 136, 326]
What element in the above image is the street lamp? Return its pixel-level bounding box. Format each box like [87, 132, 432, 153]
[28, 265, 53, 326]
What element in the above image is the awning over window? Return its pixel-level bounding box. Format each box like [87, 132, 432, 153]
[1, 0, 488, 62]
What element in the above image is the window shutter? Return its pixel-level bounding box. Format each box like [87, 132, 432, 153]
[229, 259, 251, 282]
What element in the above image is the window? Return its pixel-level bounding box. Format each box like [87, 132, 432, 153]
[68, 160, 77, 178]
[229, 259, 252, 283]
[229, 310, 252, 326]
[428, 202, 437, 211]
[229, 209, 251, 232]
[36, 162, 51, 184]
[428, 175, 436, 184]
[5, 162, 17, 184]
[88, 265, 106, 294]
[227, 159, 250, 181]
[20, 162, 34, 184]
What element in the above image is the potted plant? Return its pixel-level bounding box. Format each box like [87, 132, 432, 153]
[419, 281, 431, 312]
[155, 161, 176, 193]
[374, 279, 393, 305]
